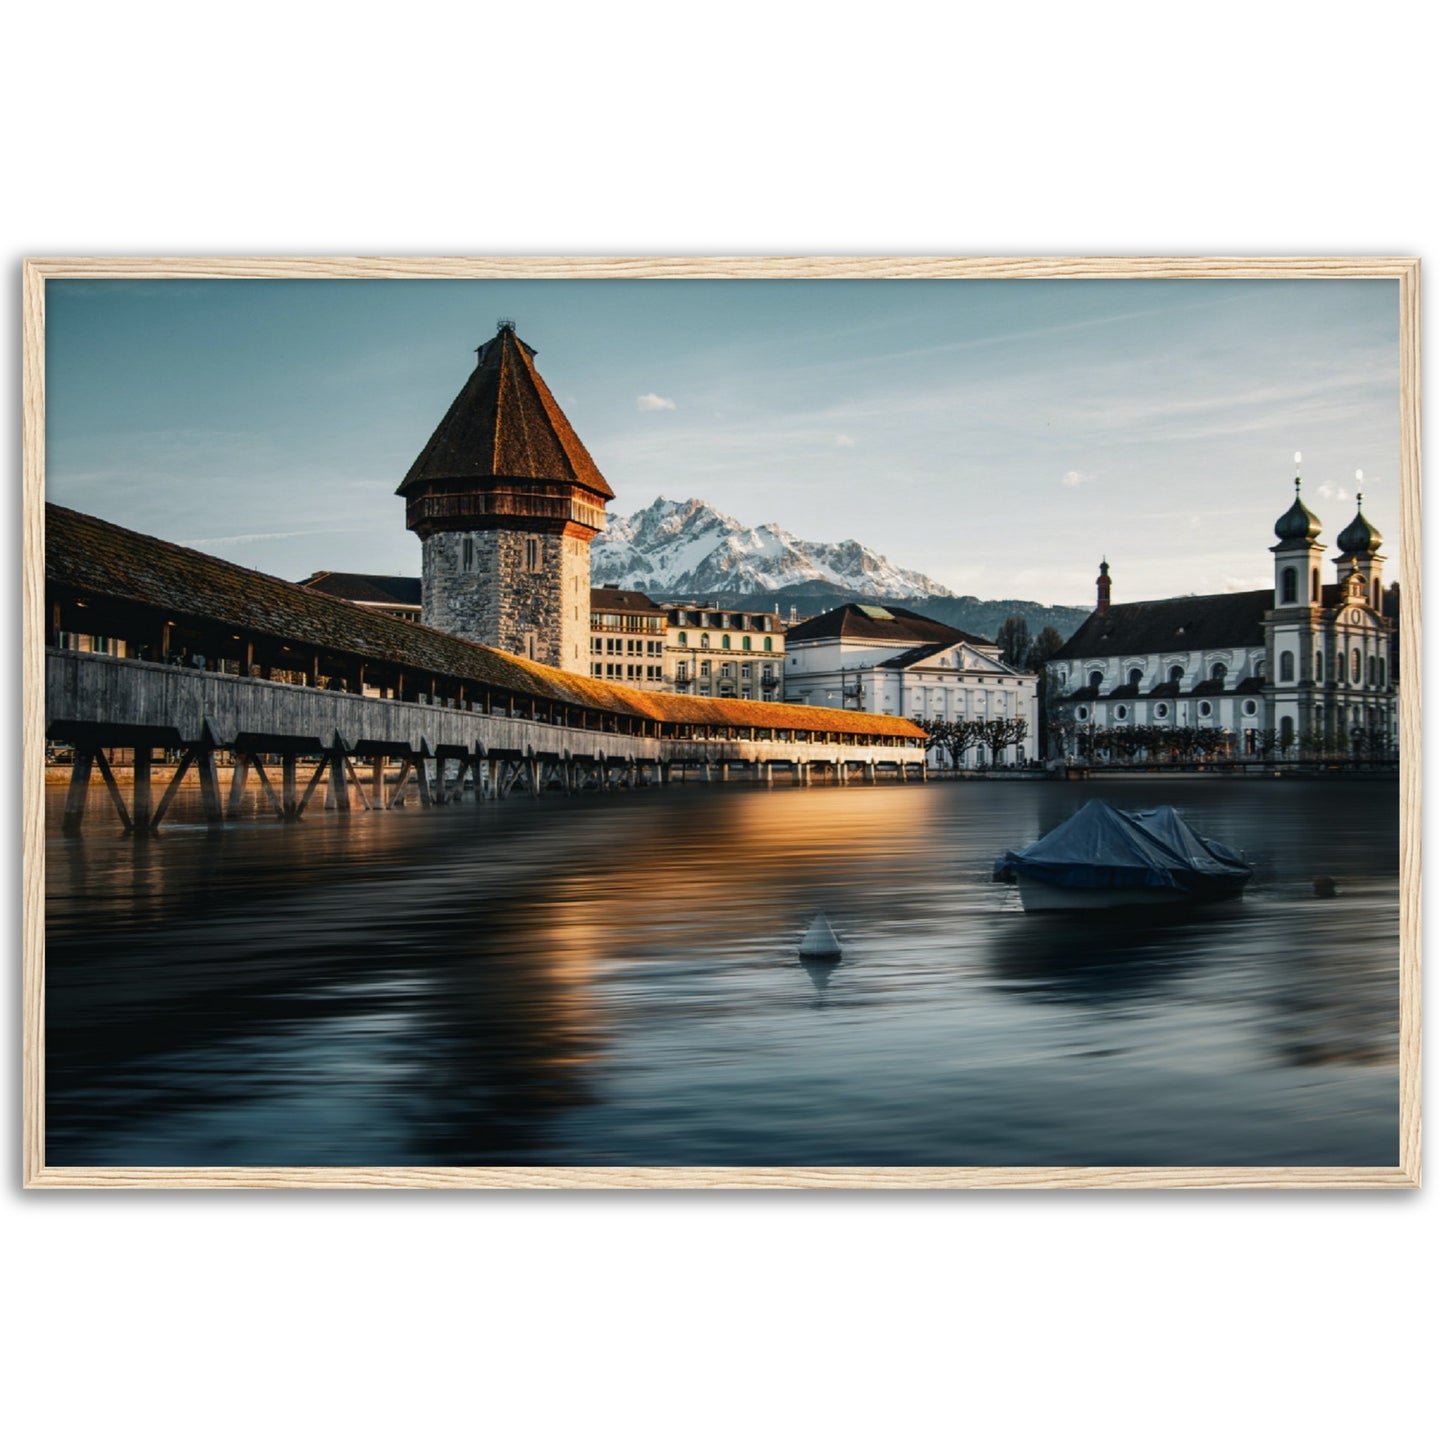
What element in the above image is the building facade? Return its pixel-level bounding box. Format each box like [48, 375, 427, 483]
[590, 586, 670, 689]
[667, 603, 785, 701]
[1047, 485, 1398, 759]
[783, 603, 1039, 766]
[397, 322, 613, 674]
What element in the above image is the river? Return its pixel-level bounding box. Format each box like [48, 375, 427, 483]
[44, 777, 1400, 1168]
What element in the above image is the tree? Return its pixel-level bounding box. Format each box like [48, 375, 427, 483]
[995, 615, 1031, 670]
[1024, 626, 1065, 674]
[979, 716, 1030, 766]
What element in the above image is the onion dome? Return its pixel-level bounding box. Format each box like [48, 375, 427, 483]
[1336, 495, 1382, 556]
[1273, 480, 1322, 543]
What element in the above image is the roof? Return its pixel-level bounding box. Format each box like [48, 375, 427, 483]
[590, 587, 667, 615]
[46, 505, 921, 741]
[875, 639, 1022, 675]
[299, 571, 421, 607]
[1053, 591, 1271, 660]
[786, 603, 992, 650]
[397, 325, 614, 501]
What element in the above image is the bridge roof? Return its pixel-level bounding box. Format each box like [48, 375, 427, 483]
[397, 324, 614, 501]
[46, 505, 922, 741]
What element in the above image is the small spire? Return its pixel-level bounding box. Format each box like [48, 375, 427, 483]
[1357, 491, 1364, 509]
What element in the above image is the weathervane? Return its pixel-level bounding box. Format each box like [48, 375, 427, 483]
[1293, 450, 1302, 495]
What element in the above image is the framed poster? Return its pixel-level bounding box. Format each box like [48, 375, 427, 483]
[21, 256, 1421, 1188]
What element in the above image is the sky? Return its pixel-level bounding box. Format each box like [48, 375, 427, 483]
[44, 277, 1402, 608]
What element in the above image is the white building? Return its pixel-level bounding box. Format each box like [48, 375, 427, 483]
[1047, 484, 1398, 759]
[783, 603, 1039, 766]
[666, 603, 784, 700]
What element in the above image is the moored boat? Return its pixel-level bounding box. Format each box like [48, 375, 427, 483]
[992, 799, 1252, 911]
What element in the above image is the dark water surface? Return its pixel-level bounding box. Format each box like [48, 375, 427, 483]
[45, 779, 1400, 1167]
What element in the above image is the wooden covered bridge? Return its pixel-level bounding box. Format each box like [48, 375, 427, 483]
[44, 505, 928, 832]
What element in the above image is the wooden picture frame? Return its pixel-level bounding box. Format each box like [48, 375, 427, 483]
[21, 255, 1422, 1189]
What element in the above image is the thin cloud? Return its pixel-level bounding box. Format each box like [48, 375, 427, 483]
[1061, 469, 1090, 488]
[636, 393, 677, 412]
[834, 433, 858, 447]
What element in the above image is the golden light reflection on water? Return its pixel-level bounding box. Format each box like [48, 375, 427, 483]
[44, 779, 1400, 1166]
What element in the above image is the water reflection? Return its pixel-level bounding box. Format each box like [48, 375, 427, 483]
[45, 779, 1400, 1167]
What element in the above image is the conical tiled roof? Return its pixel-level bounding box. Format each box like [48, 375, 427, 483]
[398, 325, 614, 500]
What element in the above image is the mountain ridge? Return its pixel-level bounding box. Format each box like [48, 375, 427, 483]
[591, 496, 1090, 640]
[592, 496, 954, 600]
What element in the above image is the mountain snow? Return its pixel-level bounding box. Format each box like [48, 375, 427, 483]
[592, 497, 953, 600]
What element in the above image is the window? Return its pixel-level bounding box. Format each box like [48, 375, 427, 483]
[1279, 650, 1295, 682]
[1351, 647, 1361, 683]
[1366, 655, 1376, 687]
[1076, 706, 1089, 721]
[763, 637, 773, 652]
[678, 632, 688, 647]
[1199, 701, 1212, 718]
[699, 634, 710, 650]
[700, 660, 711, 678]
[1338, 652, 1345, 682]
[722, 636, 731, 649]
[1311, 568, 1320, 602]
[1155, 703, 1169, 719]
[1210, 662, 1227, 682]
[1315, 650, 1323, 683]
[1243, 699, 1257, 717]
[1127, 667, 1143, 686]
[461, 536, 474, 570]
[742, 636, 751, 651]
[1372, 578, 1381, 611]
[591, 662, 601, 677]
[1087, 669, 1104, 688]
[742, 663, 752, 679]
[1281, 567, 1298, 604]
[1281, 716, 1295, 749]
[1169, 665, 1185, 683]
[1115, 704, 1128, 721]
[590, 637, 601, 653]
[525, 538, 541, 571]
[721, 663, 734, 678]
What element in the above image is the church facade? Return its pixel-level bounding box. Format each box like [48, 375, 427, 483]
[1046, 484, 1397, 760]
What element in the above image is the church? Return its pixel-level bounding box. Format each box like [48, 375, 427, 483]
[1046, 480, 1398, 760]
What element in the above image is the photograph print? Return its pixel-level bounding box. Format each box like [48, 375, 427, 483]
[25, 259, 1420, 1186]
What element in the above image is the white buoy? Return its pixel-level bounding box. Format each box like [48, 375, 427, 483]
[799, 912, 842, 961]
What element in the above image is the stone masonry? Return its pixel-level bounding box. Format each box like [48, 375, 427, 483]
[422, 528, 591, 673]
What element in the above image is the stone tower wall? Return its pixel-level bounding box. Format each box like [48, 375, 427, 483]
[421, 528, 591, 673]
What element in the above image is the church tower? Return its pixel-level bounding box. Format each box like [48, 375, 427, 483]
[398, 323, 613, 673]
[1334, 493, 1386, 613]
[1265, 472, 1325, 752]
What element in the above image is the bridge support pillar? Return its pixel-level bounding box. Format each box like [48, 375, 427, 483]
[327, 751, 351, 812]
[197, 748, 223, 826]
[133, 748, 154, 832]
[227, 754, 252, 818]
[61, 748, 95, 834]
[283, 754, 299, 819]
[371, 758, 385, 809]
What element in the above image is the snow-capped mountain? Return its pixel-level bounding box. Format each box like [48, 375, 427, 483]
[592, 497, 953, 600]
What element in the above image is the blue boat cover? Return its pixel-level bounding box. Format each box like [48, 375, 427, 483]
[992, 799, 1252, 893]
